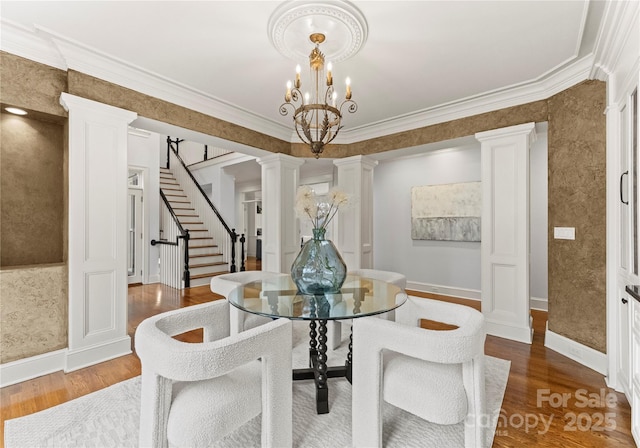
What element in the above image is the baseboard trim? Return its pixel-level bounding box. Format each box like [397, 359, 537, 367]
[147, 274, 160, 284]
[0, 349, 67, 388]
[485, 315, 534, 344]
[531, 296, 548, 311]
[545, 323, 608, 375]
[406, 281, 481, 301]
[407, 282, 548, 312]
[65, 337, 132, 372]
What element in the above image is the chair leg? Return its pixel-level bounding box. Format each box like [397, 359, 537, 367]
[327, 320, 342, 350]
[352, 325, 384, 448]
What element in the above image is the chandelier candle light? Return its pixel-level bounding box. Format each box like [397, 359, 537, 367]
[280, 33, 357, 158]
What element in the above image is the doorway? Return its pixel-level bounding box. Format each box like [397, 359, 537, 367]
[127, 170, 144, 284]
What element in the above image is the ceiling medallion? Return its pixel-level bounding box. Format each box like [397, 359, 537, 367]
[268, 0, 368, 63]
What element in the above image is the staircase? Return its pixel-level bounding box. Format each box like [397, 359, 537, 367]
[160, 167, 228, 286]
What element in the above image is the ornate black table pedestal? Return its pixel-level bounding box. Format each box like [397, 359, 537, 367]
[230, 275, 406, 415]
[264, 287, 365, 414]
[291, 319, 350, 414]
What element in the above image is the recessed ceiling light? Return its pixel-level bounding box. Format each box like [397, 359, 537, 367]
[5, 107, 28, 115]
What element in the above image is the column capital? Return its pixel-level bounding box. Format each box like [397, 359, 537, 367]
[60, 93, 137, 123]
[333, 154, 379, 169]
[475, 122, 536, 142]
[257, 153, 305, 168]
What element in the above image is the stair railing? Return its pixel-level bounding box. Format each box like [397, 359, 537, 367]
[166, 137, 244, 273]
[152, 189, 191, 289]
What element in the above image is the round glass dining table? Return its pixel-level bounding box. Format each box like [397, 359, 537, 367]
[227, 274, 407, 414]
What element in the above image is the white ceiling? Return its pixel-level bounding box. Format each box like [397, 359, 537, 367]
[1, 0, 606, 146]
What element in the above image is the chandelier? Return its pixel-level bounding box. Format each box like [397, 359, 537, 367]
[279, 33, 357, 158]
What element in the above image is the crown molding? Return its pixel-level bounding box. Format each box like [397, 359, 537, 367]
[38, 25, 295, 142]
[0, 19, 66, 70]
[0, 19, 293, 141]
[336, 54, 594, 144]
[2, 17, 598, 147]
[590, 0, 639, 82]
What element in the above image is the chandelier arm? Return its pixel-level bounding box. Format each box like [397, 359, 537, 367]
[338, 99, 358, 114]
[323, 86, 335, 105]
[279, 102, 296, 117]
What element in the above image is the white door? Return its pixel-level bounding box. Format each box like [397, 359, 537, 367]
[127, 188, 143, 284]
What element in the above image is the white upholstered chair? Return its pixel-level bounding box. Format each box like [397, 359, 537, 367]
[352, 296, 486, 448]
[135, 299, 292, 448]
[210, 271, 288, 335]
[327, 269, 407, 349]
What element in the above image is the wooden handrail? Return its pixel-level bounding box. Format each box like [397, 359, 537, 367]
[167, 137, 242, 272]
[156, 188, 191, 287]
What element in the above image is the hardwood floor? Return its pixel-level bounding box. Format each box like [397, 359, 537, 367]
[1, 265, 634, 447]
[413, 291, 634, 447]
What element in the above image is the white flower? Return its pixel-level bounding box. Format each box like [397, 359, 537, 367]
[294, 186, 354, 230]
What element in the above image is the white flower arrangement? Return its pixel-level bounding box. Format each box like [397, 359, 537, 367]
[295, 185, 353, 231]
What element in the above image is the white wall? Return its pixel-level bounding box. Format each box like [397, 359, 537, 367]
[178, 140, 207, 165]
[374, 145, 482, 294]
[192, 162, 236, 227]
[127, 129, 161, 283]
[373, 133, 548, 300]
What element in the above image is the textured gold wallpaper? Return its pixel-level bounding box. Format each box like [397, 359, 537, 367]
[0, 52, 68, 118]
[547, 80, 607, 353]
[66, 70, 291, 155]
[0, 264, 68, 363]
[1, 113, 65, 267]
[0, 53, 608, 361]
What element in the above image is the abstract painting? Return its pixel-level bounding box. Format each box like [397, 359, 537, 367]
[411, 182, 481, 241]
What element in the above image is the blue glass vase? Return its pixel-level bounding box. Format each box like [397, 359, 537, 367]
[291, 228, 347, 295]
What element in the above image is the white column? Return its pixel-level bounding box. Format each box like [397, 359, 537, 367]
[60, 93, 137, 371]
[476, 122, 535, 344]
[333, 155, 378, 270]
[257, 154, 304, 273]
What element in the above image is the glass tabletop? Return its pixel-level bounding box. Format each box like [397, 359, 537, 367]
[228, 274, 407, 320]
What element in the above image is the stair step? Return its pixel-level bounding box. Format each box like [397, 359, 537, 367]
[190, 252, 223, 258]
[190, 261, 227, 269]
[191, 271, 227, 280]
[159, 166, 231, 288]
[188, 271, 230, 287]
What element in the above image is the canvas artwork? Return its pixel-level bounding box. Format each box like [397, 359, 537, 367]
[411, 181, 482, 242]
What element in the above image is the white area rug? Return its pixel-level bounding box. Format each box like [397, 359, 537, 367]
[5, 321, 510, 447]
